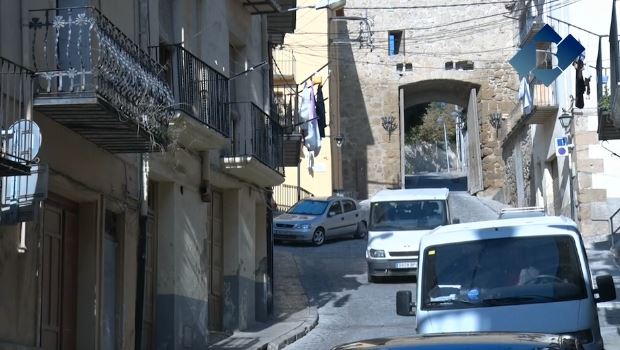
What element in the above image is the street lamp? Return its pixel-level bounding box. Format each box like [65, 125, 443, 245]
[437, 115, 450, 173]
[559, 96, 577, 221]
[558, 111, 573, 129]
[287, 0, 346, 11]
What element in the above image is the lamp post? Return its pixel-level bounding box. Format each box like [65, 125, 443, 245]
[437, 115, 450, 173]
[559, 96, 576, 221]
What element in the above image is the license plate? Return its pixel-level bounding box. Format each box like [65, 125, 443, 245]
[396, 262, 417, 269]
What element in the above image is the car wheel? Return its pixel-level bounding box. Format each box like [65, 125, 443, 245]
[354, 221, 367, 239]
[312, 227, 325, 246]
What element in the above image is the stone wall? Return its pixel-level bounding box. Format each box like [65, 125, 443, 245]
[333, 0, 520, 199]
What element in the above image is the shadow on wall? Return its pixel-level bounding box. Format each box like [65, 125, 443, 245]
[405, 143, 457, 173]
[338, 38, 374, 200]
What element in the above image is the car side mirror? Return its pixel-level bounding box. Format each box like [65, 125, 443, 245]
[452, 218, 460, 224]
[328, 211, 336, 217]
[396, 291, 416, 316]
[595, 275, 616, 303]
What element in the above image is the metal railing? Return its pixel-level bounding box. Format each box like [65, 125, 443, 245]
[273, 184, 314, 213]
[0, 57, 36, 166]
[531, 82, 556, 108]
[610, 207, 620, 249]
[29, 7, 174, 137]
[272, 49, 296, 79]
[271, 84, 299, 133]
[152, 45, 230, 137]
[228, 102, 283, 174]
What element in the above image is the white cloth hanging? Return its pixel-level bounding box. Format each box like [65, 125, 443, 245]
[299, 81, 321, 156]
[518, 77, 533, 114]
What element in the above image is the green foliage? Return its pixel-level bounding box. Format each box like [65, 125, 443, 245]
[599, 93, 611, 112]
[406, 102, 457, 146]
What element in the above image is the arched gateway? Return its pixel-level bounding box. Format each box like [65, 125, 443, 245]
[400, 79, 483, 194]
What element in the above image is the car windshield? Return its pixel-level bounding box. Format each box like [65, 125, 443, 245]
[421, 235, 587, 310]
[287, 200, 330, 215]
[369, 200, 448, 231]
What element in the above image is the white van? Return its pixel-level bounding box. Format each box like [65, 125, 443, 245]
[396, 216, 616, 350]
[366, 188, 456, 282]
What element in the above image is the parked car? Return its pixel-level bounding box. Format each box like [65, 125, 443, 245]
[366, 188, 457, 282]
[332, 332, 583, 350]
[395, 216, 616, 350]
[498, 206, 545, 219]
[273, 196, 367, 246]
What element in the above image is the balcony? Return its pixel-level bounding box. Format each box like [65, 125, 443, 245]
[0, 57, 36, 176]
[518, 9, 545, 47]
[154, 45, 230, 150]
[272, 49, 296, 85]
[272, 85, 302, 167]
[268, 0, 297, 44]
[29, 7, 174, 153]
[222, 102, 284, 187]
[524, 82, 559, 124]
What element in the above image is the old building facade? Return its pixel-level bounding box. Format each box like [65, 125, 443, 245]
[330, 0, 519, 200]
[502, 0, 620, 240]
[0, 0, 292, 349]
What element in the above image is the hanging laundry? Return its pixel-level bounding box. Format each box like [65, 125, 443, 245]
[315, 85, 327, 138]
[298, 81, 321, 156]
[518, 77, 533, 114]
[575, 58, 585, 109]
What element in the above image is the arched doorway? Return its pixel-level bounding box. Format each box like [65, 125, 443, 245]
[399, 80, 482, 194]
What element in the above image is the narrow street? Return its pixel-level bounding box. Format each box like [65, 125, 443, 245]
[276, 177, 620, 350]
[278, 184, 501, 350]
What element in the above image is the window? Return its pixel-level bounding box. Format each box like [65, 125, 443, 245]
[342, 200, 356, 213]
[329, 202, 343, 216]
[369, 200, 448, 231]
[388, 31, 403, 56]
[421, 235, 587, 311]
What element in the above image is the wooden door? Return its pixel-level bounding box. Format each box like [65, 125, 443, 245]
[41, 197, 78, 350]
[208, 190, 224, 331]
[142, 183, 158, 350]
[467, 88, 484, 194]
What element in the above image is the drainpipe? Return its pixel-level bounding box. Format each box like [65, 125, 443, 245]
[135, 154, 149, 350]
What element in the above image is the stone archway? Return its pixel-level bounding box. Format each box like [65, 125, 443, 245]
[399, 79, 483, 194]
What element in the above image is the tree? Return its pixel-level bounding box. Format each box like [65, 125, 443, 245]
[406, 102, 456, 146]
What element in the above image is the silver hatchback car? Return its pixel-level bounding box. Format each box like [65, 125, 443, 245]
[274, 196, 368, 246]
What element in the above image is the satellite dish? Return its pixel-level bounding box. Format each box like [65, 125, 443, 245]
[6, 120, 42, 162]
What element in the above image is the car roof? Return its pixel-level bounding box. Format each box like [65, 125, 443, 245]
[332, 332, 581, 350]
[301, 196, 355, 202]
[370, 188, 449, 202]
[498, 206, 545, 219]
[421, 216, 579, 247]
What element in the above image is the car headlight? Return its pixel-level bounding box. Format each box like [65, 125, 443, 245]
[562, 329, 593, 344]
[294, 223, 312, 230]
[369, 249, 386, 258]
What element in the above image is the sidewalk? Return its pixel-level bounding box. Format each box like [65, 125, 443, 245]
[208, 249, 318, 350]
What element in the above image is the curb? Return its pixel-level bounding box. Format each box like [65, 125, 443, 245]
[266, 307, 319, 350]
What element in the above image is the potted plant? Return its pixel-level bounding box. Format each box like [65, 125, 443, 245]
[599, 93, 611, 116]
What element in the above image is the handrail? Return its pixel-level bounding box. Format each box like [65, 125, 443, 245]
[610, 207, 620, 249]
[28, 6, 174, 140]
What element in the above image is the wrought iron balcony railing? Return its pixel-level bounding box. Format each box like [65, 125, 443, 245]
[0, 57, 36, 176]
[227, 102, 283, 174]
[272, 49, 296, 82]
[29, 7, 174, 152]
[152, 44, 230, 137]
[273, 183, 314, 213]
